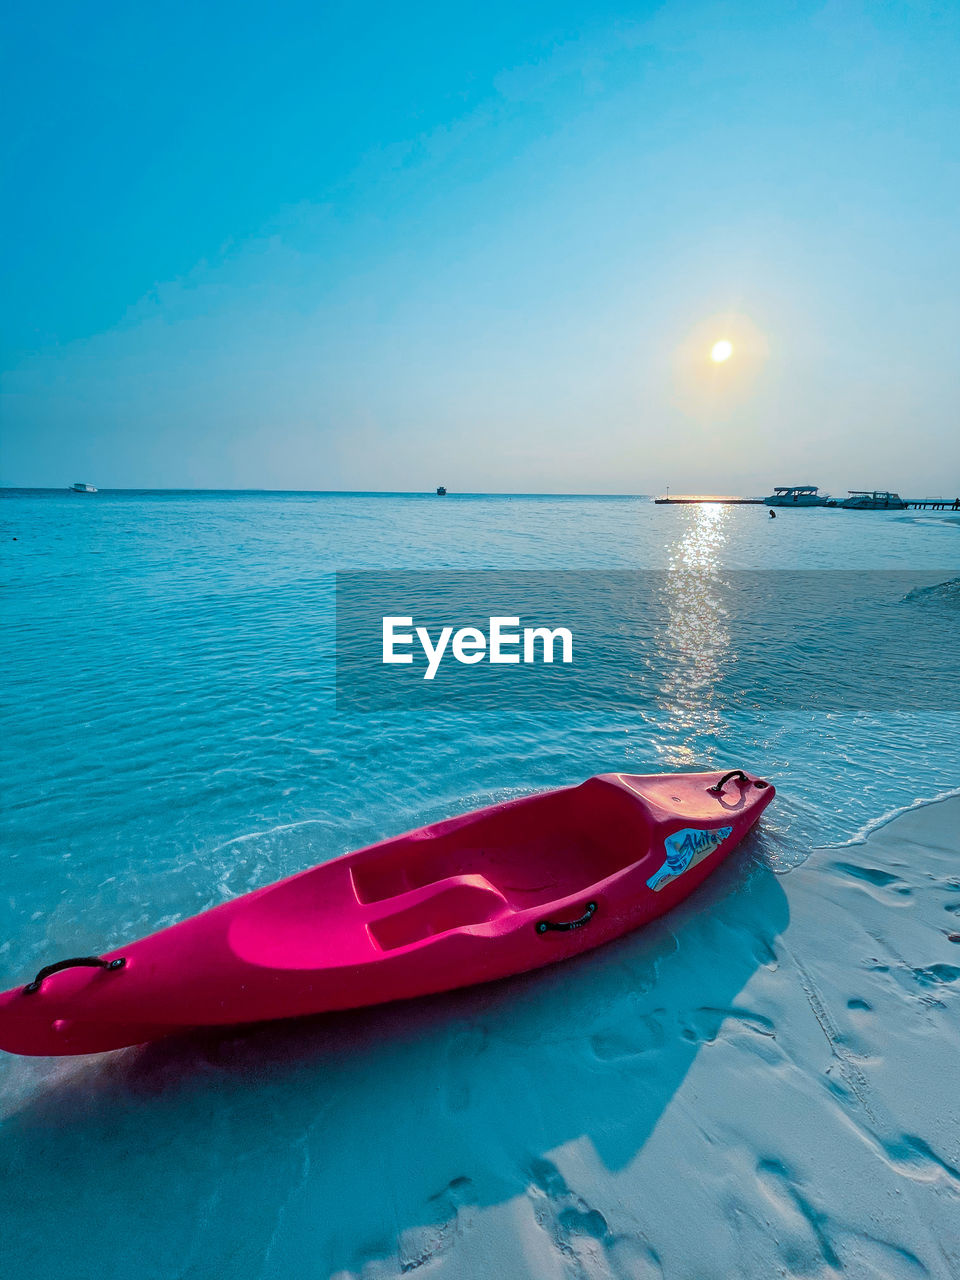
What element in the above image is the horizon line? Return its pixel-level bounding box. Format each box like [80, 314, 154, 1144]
[0, 486, 658, 498]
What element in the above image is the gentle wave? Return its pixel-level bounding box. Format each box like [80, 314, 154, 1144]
[826, 784, 960, 848]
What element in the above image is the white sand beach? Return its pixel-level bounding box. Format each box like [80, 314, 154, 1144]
[2, 793, 958, 1279]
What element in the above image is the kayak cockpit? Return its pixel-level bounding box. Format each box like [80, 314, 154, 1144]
[351, 775, 655, 907]
[228, 776, 656, 969]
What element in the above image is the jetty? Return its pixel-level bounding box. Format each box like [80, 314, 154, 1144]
[653, 493, 958, 510]
[654, 495, 763, 505]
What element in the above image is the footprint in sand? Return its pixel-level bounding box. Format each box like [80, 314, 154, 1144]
[829, 861, 913, 900]
[755, 1156, 841, 1272]
[396, 1175, 476, 1272]
[878, 1133, 960, 1187]
[912, 964, 960, 987]
[525, 1157, 663, 1279]
[755, 1155, 930, 1278]
[679, 1005, 776, 1046]
[589, 1011, 666, 1062]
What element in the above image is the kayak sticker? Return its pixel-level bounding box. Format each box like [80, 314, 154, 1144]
[646, 826, 733, 892]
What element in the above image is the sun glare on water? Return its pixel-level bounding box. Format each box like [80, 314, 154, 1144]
[710, 340, 733, 363]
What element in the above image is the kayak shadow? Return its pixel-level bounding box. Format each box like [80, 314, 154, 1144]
[0, 838, 789, 1279]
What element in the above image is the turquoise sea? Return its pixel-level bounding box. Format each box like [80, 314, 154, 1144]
[1, 489, 958, 1277]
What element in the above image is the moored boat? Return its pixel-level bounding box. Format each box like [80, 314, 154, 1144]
[763, 486, 829, 507]
[841, 490, 906, 510]
[0, 768, 774, 1056]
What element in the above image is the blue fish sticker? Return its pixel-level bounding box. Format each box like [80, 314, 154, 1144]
[646, 825, 733, 891]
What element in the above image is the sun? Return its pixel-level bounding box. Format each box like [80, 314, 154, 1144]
[710, 339, 733, 363]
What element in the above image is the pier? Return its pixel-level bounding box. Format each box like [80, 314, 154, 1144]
[654, 495, 763, 505]
[653, 495, 959, 509]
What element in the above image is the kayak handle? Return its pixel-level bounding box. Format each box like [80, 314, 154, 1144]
[536, 901, 597, 935]
[23, 955, 126, 995]
[708, 770, 750, 795]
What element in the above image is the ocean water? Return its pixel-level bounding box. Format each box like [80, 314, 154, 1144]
[1, 490, 957, 947]
[1, 490, 958, 1276]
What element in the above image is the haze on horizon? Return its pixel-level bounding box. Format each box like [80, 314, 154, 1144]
[2, 1, 959, 496]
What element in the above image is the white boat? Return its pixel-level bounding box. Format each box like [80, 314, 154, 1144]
[763, 485, 829, 507]
[69, 482, 98, 493]
[841, 490, 906, 510]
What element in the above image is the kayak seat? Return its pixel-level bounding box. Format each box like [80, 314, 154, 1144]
[366, 875, 508, 951]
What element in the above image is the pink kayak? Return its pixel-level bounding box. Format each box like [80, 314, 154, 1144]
[0, 769, 773, 1056]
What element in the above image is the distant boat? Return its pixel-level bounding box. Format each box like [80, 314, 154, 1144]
[763, 486, 828, 507]
[841, 490, 906, 510]
[69, 482, 98, 494]
[436, 485, 447, 496]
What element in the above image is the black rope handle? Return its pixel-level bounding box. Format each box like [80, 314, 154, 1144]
[23, 955, 126, 995]
[708, 770, 749, 795]
[708, 770, 770, 796]
[536, 901, 597, 935]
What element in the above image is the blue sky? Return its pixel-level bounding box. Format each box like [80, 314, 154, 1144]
[2, 0, 959, 492]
